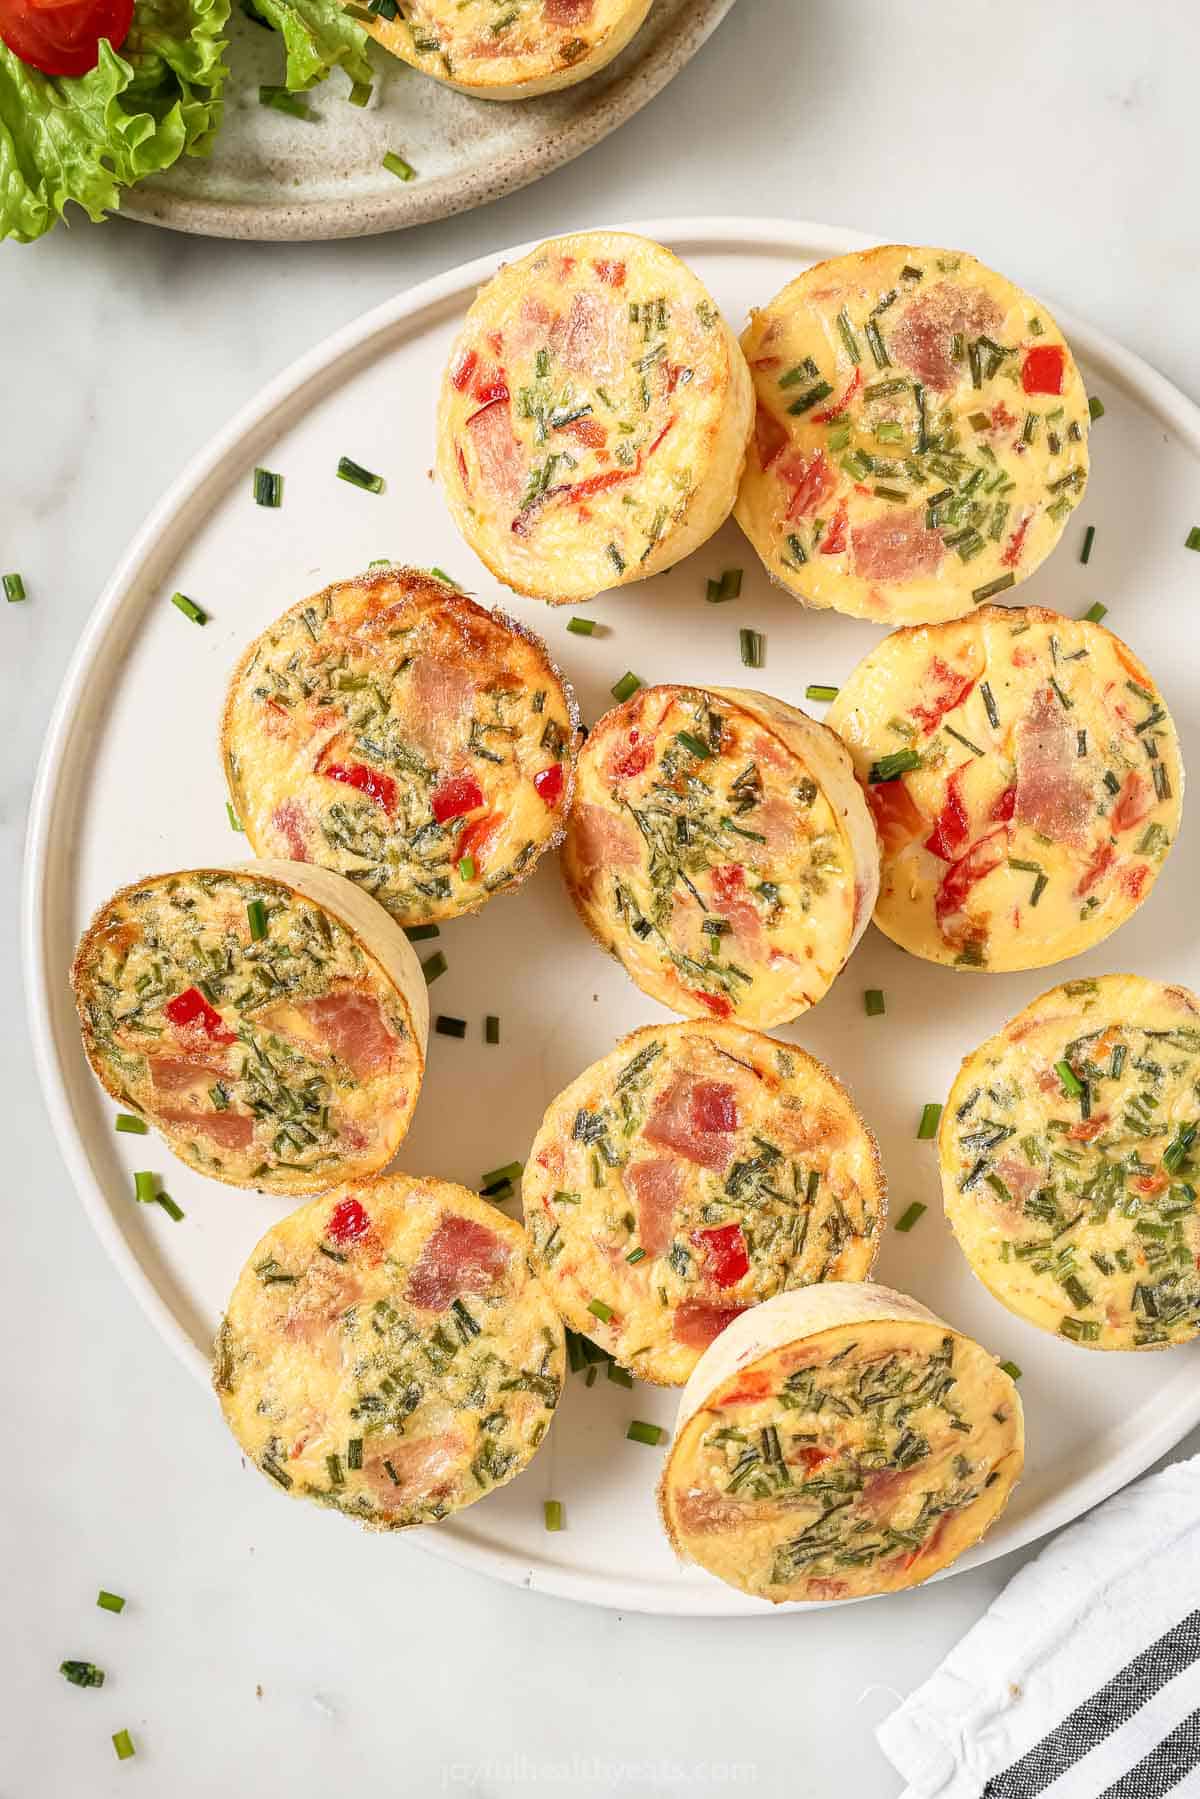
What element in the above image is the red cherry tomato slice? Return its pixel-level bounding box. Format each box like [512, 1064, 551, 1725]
[0, 0, 134, 78]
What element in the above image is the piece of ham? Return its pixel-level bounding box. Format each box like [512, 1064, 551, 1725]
[852, 508, 945, 584]
[626, 1158, 682, 1259]
[466, 398, 525, 507]
[543, 0, 593, 28]
[1015, 687, 1092, 849]
[405, 1214, 511, 1312]
[1110, 770, 1152, 835]
[296, 988, 397, 1080]
[560, 290, 625, 382]
[671, 1299, 748, 1349]
[366, 1431, 465, 1509]
[889, 281, 1003, 392]
[271, 799, 311, 861]
[644, 1074, 739, 1172]
[707, 863, 764, 957]
[569, 803, 639, 896]
[159, 1105, 255, 1150]
[407, 655, 474, 763]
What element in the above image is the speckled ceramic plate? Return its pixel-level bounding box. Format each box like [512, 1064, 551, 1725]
[120, 0, 734, 240]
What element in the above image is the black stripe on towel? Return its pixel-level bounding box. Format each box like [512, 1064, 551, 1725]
[1097, 1707, 1200, 1799]
[982, 1610, 1200, 1799]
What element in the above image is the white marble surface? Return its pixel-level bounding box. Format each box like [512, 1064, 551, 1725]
[4, 2, 1200, 1792]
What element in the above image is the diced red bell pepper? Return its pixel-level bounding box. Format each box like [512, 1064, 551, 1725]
[910, 656, 977, 732]
[811, 367, 862, 423]
[164, 987, 236, 1044]
[1021, 344, 1066, 396]
[991, 783, 1017, 824]
[455, 811, 503, 868]
[320, 761, 397, 818]
[431, 774, 484, 824]
[689, 989, 733, 1019]
[533, 763, 564, 807]
[693, 1223, 750, 1288]
[327, 1197, 370, 1244]
[820, 499, 849, 556]
[925, 768, 971, 862]
[449, 349, 478, 392]
[592, 259, 626, 287]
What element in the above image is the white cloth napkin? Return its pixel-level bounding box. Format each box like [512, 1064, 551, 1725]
[876, 1453, 1200, 1799]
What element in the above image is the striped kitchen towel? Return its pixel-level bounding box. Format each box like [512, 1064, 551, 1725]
[876, 1452, 1200, 1799]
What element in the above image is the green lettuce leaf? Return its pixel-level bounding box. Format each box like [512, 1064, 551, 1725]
[244, 0, 372, 92]
[0, 0, 229, 243]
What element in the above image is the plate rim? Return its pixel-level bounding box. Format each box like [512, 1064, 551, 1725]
[117, 0, 737, 242]
[24, 215, 1200, 1615]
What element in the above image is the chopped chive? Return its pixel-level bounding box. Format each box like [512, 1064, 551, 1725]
[738, 627, 765, 669]
[787, 382, 834, 415]
[587, 1297, 614, 1323]
[675, 730, 711, 760]
[1030, 872, 1048, 906]
[999, 1360, 1022, 1381]
[944, 725, 984, 757]
[3, 573, 26, 602]
[971, 573, 1015, 603]
[606, 1361, 634, 1389]
[405, 923, 440, 942]
[115, 1113, 148, 1135]
[348, 80, 372, 106]
[170, 591, 207, 625]
[252, 467, 283, 507]
[421, 951, 448, 984]
[246, 898, 268, 941]
[480, 1178, 513, 1201]
[458, 855, 476, 881]
[805, 684, 839, 702]
[112, 1730, 135, 1762]
[97, 1591, 126, 1614]
[1055, 1059, 1084, 1098]
[1186, 527, 1200, 552]
[1162, 1124, 1197, 1176]
[566, 617, 597, 635]
[625, 1246, 646, 1264]
[347, 1437, 363, 1470]
[544, 1499, 565, 1531]
[225, 801, 243, 832]
[156, 1192, 184, 1222]
[326, 1453, 344, 1488]
[428, 566, 457, 585]
[917, 1103, 942, 1140]
[435, 1015, 467, 1039]
[60, 1660, 105, 1688]
[382, 149, 416, 181]
[864, 989, 886, 1017]
[133, 1172, 156, 1205]
[259, 84, 312, 118]
[611, 671, 642, 703]
[868, 748, 921, 784]
[337, 455, 384, 493]
[626, 1420, 666, 1447]
[718, 567, 743, 600]
[1080, 524, 1095, 565]
[485, 1015, 500, 1045]
[980, 681, 1000, 729]
[1088, 395, 1105, 421]
[895, 1202, 927, 1234]
[1083, 601, 1107, 624]
[836, 307, 861, 363]
[482, 1161, 522, 1186]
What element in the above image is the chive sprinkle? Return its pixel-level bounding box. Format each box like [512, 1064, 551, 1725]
[482, 1161, 522, 1187]
[1084, 602, 1107, 624]
[566, 617, 597, 635]
[3, 573, 26, 602]
[435, 1015, 467, 1039]
[805, 684, 839, 702]
[429, 566, 457, 585]
[675, 729, 711, 760]
[337, 455, 384, 494]
[626, 1420, 666, 1447]
[97, 1591, 126, 1614]
[869, 748, 921, 784]
[115, 1113, 148, 1134]
[544, 1499, 565, 1532]
[246, 898, 268, 941]
[112, 1730, 135, 1762]
[588, 1297, 614, 1323]
[405, 923, 440, 942]
[133, 1172, 156, 1204]
[458, 855, 476, 881]
[485, 1015, 500, 1045]
[170, 591, 206, 625]
[421, 951, 448, 984]
[226, 802, 243, 831]
[1186, 527, 1200, 552]
[864, 989, 886, 1017]
[1080, 524, 1095, 565]
[917, 1103, 942, 1140]
[705, 567, 744, 604]
[972, 573, 1015, 603]
[625, 1246, 646, 1264]
[1088, 396, 1105, 421]
[259, 84, 311, 117]
[606, 1361, 634, 1389]
[611, 671, 642, 703]
[895, 1202, 927, 1234]
[348, 80, 372, 106]
[999, 1360, 1022, 1381]
[382, 150, 416, 181]
[252, 468, 283, 507]
[1055, 1059, 1084, 1098]
[156, 1192, 184, 1222]
[60, 1660, 105, 1687]
[739, 628, 765, 669]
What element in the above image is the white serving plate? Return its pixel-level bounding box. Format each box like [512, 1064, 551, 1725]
[25, 219, 1200, 1616]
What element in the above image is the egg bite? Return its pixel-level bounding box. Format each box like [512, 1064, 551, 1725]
[436, 231, 753, 604]
[942, 974, 1200, 1351]
[214, 1174, 564, 1527]
[826, 607, 1183, 973]
[560, 683, 880, 1027]
[735, 246, 1090, 625]
[659, 1283, 1023, 1604]
[354, 0, 653, 100]
[523, 1020, 885, 1385]
[221, 568, 579, 928]
[72, 863, 428, 1195]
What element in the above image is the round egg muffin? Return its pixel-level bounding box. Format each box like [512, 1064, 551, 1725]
[215, 1175, 564, 1527]
[436, 231, 753, 603]
[826, 607, 1183, 972]
[354, 0, 653, 99]
[221, 568, 579, 928]
[735, 246, 1090, 624]
[72, 863, 428, 1194]
[560, 683, 880, 1027]
[524, 1020, 885, 1384]
[942, 974, 1200, 1351]
[659, 1283, 1023, 1603]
